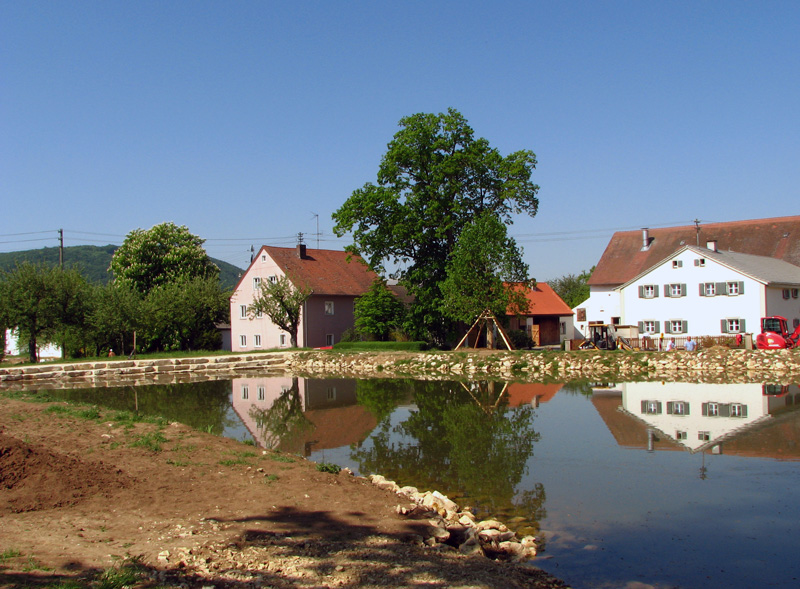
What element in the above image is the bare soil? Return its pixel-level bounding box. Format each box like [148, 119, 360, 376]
[0, 396, 568, 588]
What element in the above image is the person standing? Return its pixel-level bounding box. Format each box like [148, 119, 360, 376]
[685, 336, 697, 351]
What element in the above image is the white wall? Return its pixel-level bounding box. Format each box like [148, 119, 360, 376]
[619, 249, 763, 337]
[765, 287, 800, 331]
[572, 286, 621, 338]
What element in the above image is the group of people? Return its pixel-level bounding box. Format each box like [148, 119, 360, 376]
[663, 335, 696, 351]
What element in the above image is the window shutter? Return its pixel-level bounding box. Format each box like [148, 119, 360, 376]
[721, 319, 728, 333]
[719, 404, 731, 418]
[684, 403, 690, 416]
[667, 402, 674, 414]
[638, 321, 644, 332]
[702, 403, 709, 416]
[682, 320, 688, 333]
[680, 284, 687, 297]
[738, 281, 745, 294]
[654, 286, 659, 298]
[641, 401, 648, 414]
[739, 318, 746, 332]
[717, 282, 727, 295]
[657, 401, 662, 414]
[665, 322, 672, 334]
[699, 283, 706, 296]
[654, 321, 661, 332]
[741, 405, 748, 417]
[663, 284, 670, 297]
[638, 285, 644, 298]
[694, 259, 700, 266]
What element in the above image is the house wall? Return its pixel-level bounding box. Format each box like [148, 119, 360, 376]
[303, 295, 356, 348]
[619, 249, 763, 337]
[573, 286, 621, 338]
[765, 287, 800, 329]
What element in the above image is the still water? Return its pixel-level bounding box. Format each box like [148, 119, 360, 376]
[48, 377, 800, 588]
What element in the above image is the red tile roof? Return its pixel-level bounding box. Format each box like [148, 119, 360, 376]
[262, 246, 378, 296]
[589, 215, 800, 287]
[506, 282, 573, 316]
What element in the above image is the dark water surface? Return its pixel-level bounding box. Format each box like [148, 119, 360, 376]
[46, 378, 800, 588]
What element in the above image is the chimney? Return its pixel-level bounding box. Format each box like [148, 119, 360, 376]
[706, 240, 717, 252]
[296, 243, 307, 259]
[641, 228, 651, 251]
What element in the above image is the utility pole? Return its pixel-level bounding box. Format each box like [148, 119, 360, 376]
[693, 219, 701, 246]
[58, 228, 64, 268]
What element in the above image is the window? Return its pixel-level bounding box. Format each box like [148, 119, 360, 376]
[261, 254, 267, 262]
[268, 275, 277, 283]
[254, 334, 262, 348]
[257, 386, 265, 401]
[253, 277, 261, 290]
[721, 318, 745, 333]
[326, 334, 334, 346]
[326, 387, 337, 401]
[727, 281, 743, 295]
[672, 260, 683, 268]
[705, 402, 720, 417]
[694, 258, 706, 267]
[794, 318, 800, 330]
[639, 284, 658, 299]
[240, 305, 248, 319]
[783, 289, 791, 300]
[279, 334, 286, 346]
[241, 385, 249, 400]
[676, 431, 688, 440]
[792, 288, 799, 299]
[256, 310, 263, 319]
[667, 320, 686, 334]
[698, 431, 710, 441]
[324, 301, 334, 315]
[702, 283, 716, 296]
[560, 321, 566, 335]
[667, 401, 690, 415]
[240, 334, 247, 347]
[641, 400, 662, 415]
[642, 320, 657, 334]
[730, 403, 748, 418]
[664, 283, 686, 297]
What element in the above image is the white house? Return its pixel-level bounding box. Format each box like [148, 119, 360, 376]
[574, 215, 800, 338]
[617, 244, 800, 339]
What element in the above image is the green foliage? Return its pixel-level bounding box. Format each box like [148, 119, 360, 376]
[316, 462, 342, 474]
[110, 222, 219, 294]
[354, 279, 407, 341]
[129, 431, 168, 452]
[548, 267, 594, 309]
[249, 275, 310, 347]
[333, 108, 539, 345]
[439, 211, 529, 324]
[507, 329, 534, 350]
[333, 341, 428, 351]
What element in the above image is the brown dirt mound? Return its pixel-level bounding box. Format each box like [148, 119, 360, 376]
[0, 432, 133, 513]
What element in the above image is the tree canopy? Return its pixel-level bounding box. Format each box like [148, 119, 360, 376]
[548, 267, 594, 309]
[248, 275, 311, 347]
[354, 279, 407, 341]
[110, 222, 219, 294]
[333, 108, 539, 344]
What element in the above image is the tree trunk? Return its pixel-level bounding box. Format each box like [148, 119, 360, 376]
[28, 336, 38, 363]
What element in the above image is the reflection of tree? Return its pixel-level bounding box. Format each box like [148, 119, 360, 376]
[249, 377, 314, 451]
[48, 379, 236, 433]
[351, 380, 545, 532]
[355, 379, 414, 422]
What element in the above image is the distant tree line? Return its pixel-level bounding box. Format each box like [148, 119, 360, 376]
[0, 223, 230, 363]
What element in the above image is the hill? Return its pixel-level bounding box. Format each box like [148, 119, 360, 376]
[0, 245, 244, 290]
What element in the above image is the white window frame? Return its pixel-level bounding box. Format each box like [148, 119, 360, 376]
[279, 334, 286, 346]
[670, 320, 684, 334]
[254, 334, 262, 348]
[731, 403, 746, 417]
[707, 402, 720, 417]
[727, 282, 740, 295]
[240, 305, 248, 319]
[670, 284, 682, 297]
[704, 283, 716, 296]
[727, 318, 741, 333]
[643, 320, 656, 334]
[268, 275, 277, 284]
[241, 385, 249, 400]
[643, 285, 656, 298]
[257, 386, 265, 401]
[698, 431, 710, 441]
[261, 254, 267, 262]
[240, 334, 247, 347]
[324, 301, 334, 315]
[253, 277, 261, 290]
[676, 431, 687, 440]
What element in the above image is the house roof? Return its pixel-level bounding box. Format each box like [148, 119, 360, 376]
[618, 245, 800, 289]
[259, 246, 378, 296]
[506, 282, 573, 316]
[589, 215, 800, 287]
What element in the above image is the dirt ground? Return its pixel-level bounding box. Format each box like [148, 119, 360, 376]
[0, 396, 568, 588]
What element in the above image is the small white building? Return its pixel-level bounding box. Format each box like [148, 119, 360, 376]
[617, 244, 800, 338]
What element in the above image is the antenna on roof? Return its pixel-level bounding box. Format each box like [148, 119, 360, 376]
[296, 232, 304, 244]
[310, 213, 321, 249]
[249, 245, 254, 263]
[694, 219, 701, 246]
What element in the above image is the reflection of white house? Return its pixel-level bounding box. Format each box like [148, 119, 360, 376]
[574, 216, 800, 338]
[4, 328, 61, 360]
[617, 245, 800, 338]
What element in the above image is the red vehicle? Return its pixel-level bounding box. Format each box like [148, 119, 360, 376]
[756, 316, 800, 350]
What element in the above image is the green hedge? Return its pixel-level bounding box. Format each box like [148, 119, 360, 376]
[332, 341, 429, 351]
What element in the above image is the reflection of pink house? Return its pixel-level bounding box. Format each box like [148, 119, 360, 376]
[230, 244, 378, 350]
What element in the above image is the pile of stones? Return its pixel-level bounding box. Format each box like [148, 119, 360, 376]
[368, 474, 538, 562]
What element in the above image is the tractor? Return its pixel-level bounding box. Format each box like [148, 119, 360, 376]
[755, 316, 800, 350]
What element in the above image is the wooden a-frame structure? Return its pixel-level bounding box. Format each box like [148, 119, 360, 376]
[454, 309, 515, 351]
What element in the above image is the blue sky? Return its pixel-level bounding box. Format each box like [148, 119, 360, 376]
[2, 1, 798, 279]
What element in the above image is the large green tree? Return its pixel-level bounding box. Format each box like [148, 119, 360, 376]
[248, 275, 311, 347]
[110, 222, 219, 294]
[354, 279, 407, 341]
[440, 211, 529, 325]
[548, 267, 594, 309]
[333, 108, 539, 344]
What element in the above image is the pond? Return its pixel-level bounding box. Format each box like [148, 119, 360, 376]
[45, 377, 800, 588]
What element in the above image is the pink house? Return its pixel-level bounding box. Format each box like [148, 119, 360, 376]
[229, 244, 378, 350]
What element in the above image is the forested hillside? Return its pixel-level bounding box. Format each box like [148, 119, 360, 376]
[0, 245, 243, 290]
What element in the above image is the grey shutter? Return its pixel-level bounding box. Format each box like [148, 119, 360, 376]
[719, 404, 731, 417]
[638, 285, 644, 298]
[717, 282, 727, 295]
[741, 405, 748, 417]
[702, 403, 709, 416]
[663, 284, 670, 297]
[694, 259, 700, 266]
[657, 401, 662, 414]
[665, 322, 672, 334]
[684, 403, 690, 415]
[721, 319, 728, 333]
[654, 321, 661, 332]
[740, 318, 746, 332]
[641, 401, 648, 414]
[654, 286, 659, 298]
[738, 281, 745, 294]
[680, 284, 687, 297]
[638, 321, 644, 332]
[699, 283, 706, 296]
[667, 402, 674, 414]
[682, 320, 688, 333]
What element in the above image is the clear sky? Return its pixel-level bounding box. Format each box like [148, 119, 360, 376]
[2, 1, 798, 280]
